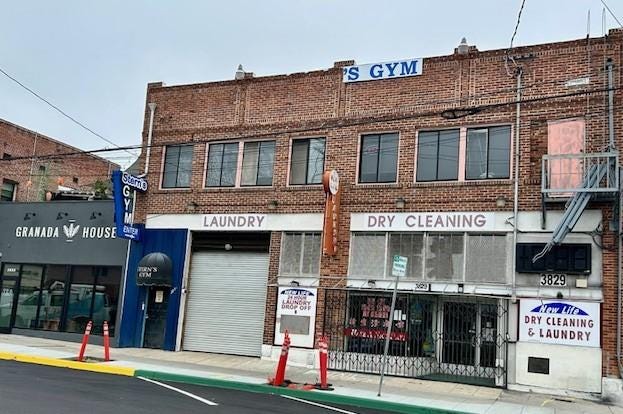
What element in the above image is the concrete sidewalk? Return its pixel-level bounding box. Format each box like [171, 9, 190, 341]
[0, 334, 620, 414]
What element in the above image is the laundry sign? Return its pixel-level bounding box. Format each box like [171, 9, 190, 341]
[274, 287, 317, 348]
[519, 299, 600, 348]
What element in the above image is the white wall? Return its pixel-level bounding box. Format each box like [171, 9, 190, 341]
[515, 342, 602, 393]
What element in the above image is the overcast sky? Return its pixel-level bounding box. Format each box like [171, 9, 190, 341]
[1, 1, 621, 167]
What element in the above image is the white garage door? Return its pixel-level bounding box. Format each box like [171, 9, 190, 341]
[183, 251, 269, 356]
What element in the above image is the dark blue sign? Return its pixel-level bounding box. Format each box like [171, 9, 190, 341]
[112, 170, 146, 241]
[529, 302, 589, 316]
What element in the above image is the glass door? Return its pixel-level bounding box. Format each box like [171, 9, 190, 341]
[0, 264, 21, 333]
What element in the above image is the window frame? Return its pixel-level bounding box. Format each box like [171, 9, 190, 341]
[161, 144, 194, 189]
[204, 139, 277, 188]
[357, 132, 400, 184]
[278, 232, 322, 277]
[415, 129, 460, 182]
[288, 137, 327, 186]
[465, 126, 511, 180]
[1, 179, 18, 201]
[241, 140, 276, 187]
[348, 231, 510, 284]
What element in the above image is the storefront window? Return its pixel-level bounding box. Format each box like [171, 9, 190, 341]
[466, 235, 508, 283]
[343, 293, 435, 358]
[349, 233, 386, 277]
[14, 265, 44, 329]
[93, 267, 120, 336]
[387, 233, 424, 279]
[279, 233, 321, 276]
[37, 265, 68, 331]
[64, 266, 96, 334]
[425, 234, 464, 281]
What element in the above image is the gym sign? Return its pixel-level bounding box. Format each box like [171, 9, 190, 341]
[342, 57, 423, 83]
[112, 170, 148, 240]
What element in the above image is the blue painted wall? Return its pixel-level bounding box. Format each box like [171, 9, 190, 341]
[118, 225, 188, 350]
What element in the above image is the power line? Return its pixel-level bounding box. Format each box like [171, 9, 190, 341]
[0, 65, 138, 157]
[0, 85, 617, 165]
[601, 0, 623, 28]
[509, 0, 527, 50]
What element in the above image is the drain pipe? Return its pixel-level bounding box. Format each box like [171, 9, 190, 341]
[607, 58, 623, 378]
[143, 103, 157, 176]
[512, 68, 523, 302]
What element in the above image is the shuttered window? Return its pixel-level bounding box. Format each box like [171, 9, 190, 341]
[279, 233, 321, 276]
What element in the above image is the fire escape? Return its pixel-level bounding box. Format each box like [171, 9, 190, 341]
[534, 59, 620, 263]
[535, 152, 619, 262]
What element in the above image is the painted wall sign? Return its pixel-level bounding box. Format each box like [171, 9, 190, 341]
[112, 170, 146, 240]
[358, 212, 494, 232]
[274, 287, 318, 348]
[202, 214, 267, 230]
[342, 58, 423, 83]
[519, 299, 600, 348]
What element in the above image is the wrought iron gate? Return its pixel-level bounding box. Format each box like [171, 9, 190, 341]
[323, 289, 508, 387]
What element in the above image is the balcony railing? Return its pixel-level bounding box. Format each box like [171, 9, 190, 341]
[541, 151, 619, 195]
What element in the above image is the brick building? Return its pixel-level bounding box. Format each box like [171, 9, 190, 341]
[119, 29, 623, 399]
[0, 118, 117, 201]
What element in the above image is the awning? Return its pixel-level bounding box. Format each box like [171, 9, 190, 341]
[137, 252, 173, 286]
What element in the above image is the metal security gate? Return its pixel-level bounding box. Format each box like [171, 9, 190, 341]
[323, 289, 508, 387]
[182, 251, 269, 357]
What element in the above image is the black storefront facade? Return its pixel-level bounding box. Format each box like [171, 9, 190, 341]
[0, 201, 128, 344]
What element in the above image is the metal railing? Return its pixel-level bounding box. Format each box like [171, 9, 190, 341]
[541, 152, 619, 194]
[322, 289, 508, 387]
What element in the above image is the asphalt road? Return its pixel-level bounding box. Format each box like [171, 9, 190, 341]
[0, 360, 395, 414]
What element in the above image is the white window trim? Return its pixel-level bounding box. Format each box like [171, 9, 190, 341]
[286, 136, 327, 187]
[278, 232, 322, 277]
[348, 231, 511, 284]
[355, 131, 401, 185]
[414, 124, 513, 184]
[204, 139, 276, 189]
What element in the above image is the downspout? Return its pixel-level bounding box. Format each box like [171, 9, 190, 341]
[143, 102, 157, 176]
[607, 58, 623, 378]
[512, 68, 522, 301]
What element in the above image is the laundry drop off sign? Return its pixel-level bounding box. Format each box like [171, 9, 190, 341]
[519, 299, 600, 348]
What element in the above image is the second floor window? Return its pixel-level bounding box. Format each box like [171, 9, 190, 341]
[466, 126, 511, 180]
[359, 133, 399, 183]
[241, 141, 276, 186]
[163, 144, 193, 188]
[1, 179, 17, 201]
[416, 129, 460, 181]
[206, 143, 239, 187]
[206, 140, 276, 187]
[290, 138, 326, 185]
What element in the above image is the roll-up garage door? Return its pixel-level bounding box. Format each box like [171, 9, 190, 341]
[183, 251, 269, 356]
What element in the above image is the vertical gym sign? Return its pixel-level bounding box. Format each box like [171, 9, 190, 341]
[112, 170, 148, 240]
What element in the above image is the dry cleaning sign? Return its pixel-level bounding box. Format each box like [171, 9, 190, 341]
[519, 299, 600, 348]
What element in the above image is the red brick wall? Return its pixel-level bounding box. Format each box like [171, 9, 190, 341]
[136, 29, 623, 375]
[0, 119, 118, 201]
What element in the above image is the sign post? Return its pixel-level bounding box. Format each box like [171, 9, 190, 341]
[378, 255, 407, 396]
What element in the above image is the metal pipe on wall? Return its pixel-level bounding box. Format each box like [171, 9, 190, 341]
[512, 68, 522, 301]
[607, 57, 623, 378]
[143, 103, 157, 176]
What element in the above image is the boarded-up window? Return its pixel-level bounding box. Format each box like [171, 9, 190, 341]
[547, 119, 584, 195]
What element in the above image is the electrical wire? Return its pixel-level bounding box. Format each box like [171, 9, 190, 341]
[0, 65, 138, 157]
[601, 0, 623, 28]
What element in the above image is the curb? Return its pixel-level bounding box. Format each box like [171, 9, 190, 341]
[135, 369, 468, 414]
[0, 351, 135, 377]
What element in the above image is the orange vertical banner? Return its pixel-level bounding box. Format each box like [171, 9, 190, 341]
[322, 170, 340, 256]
